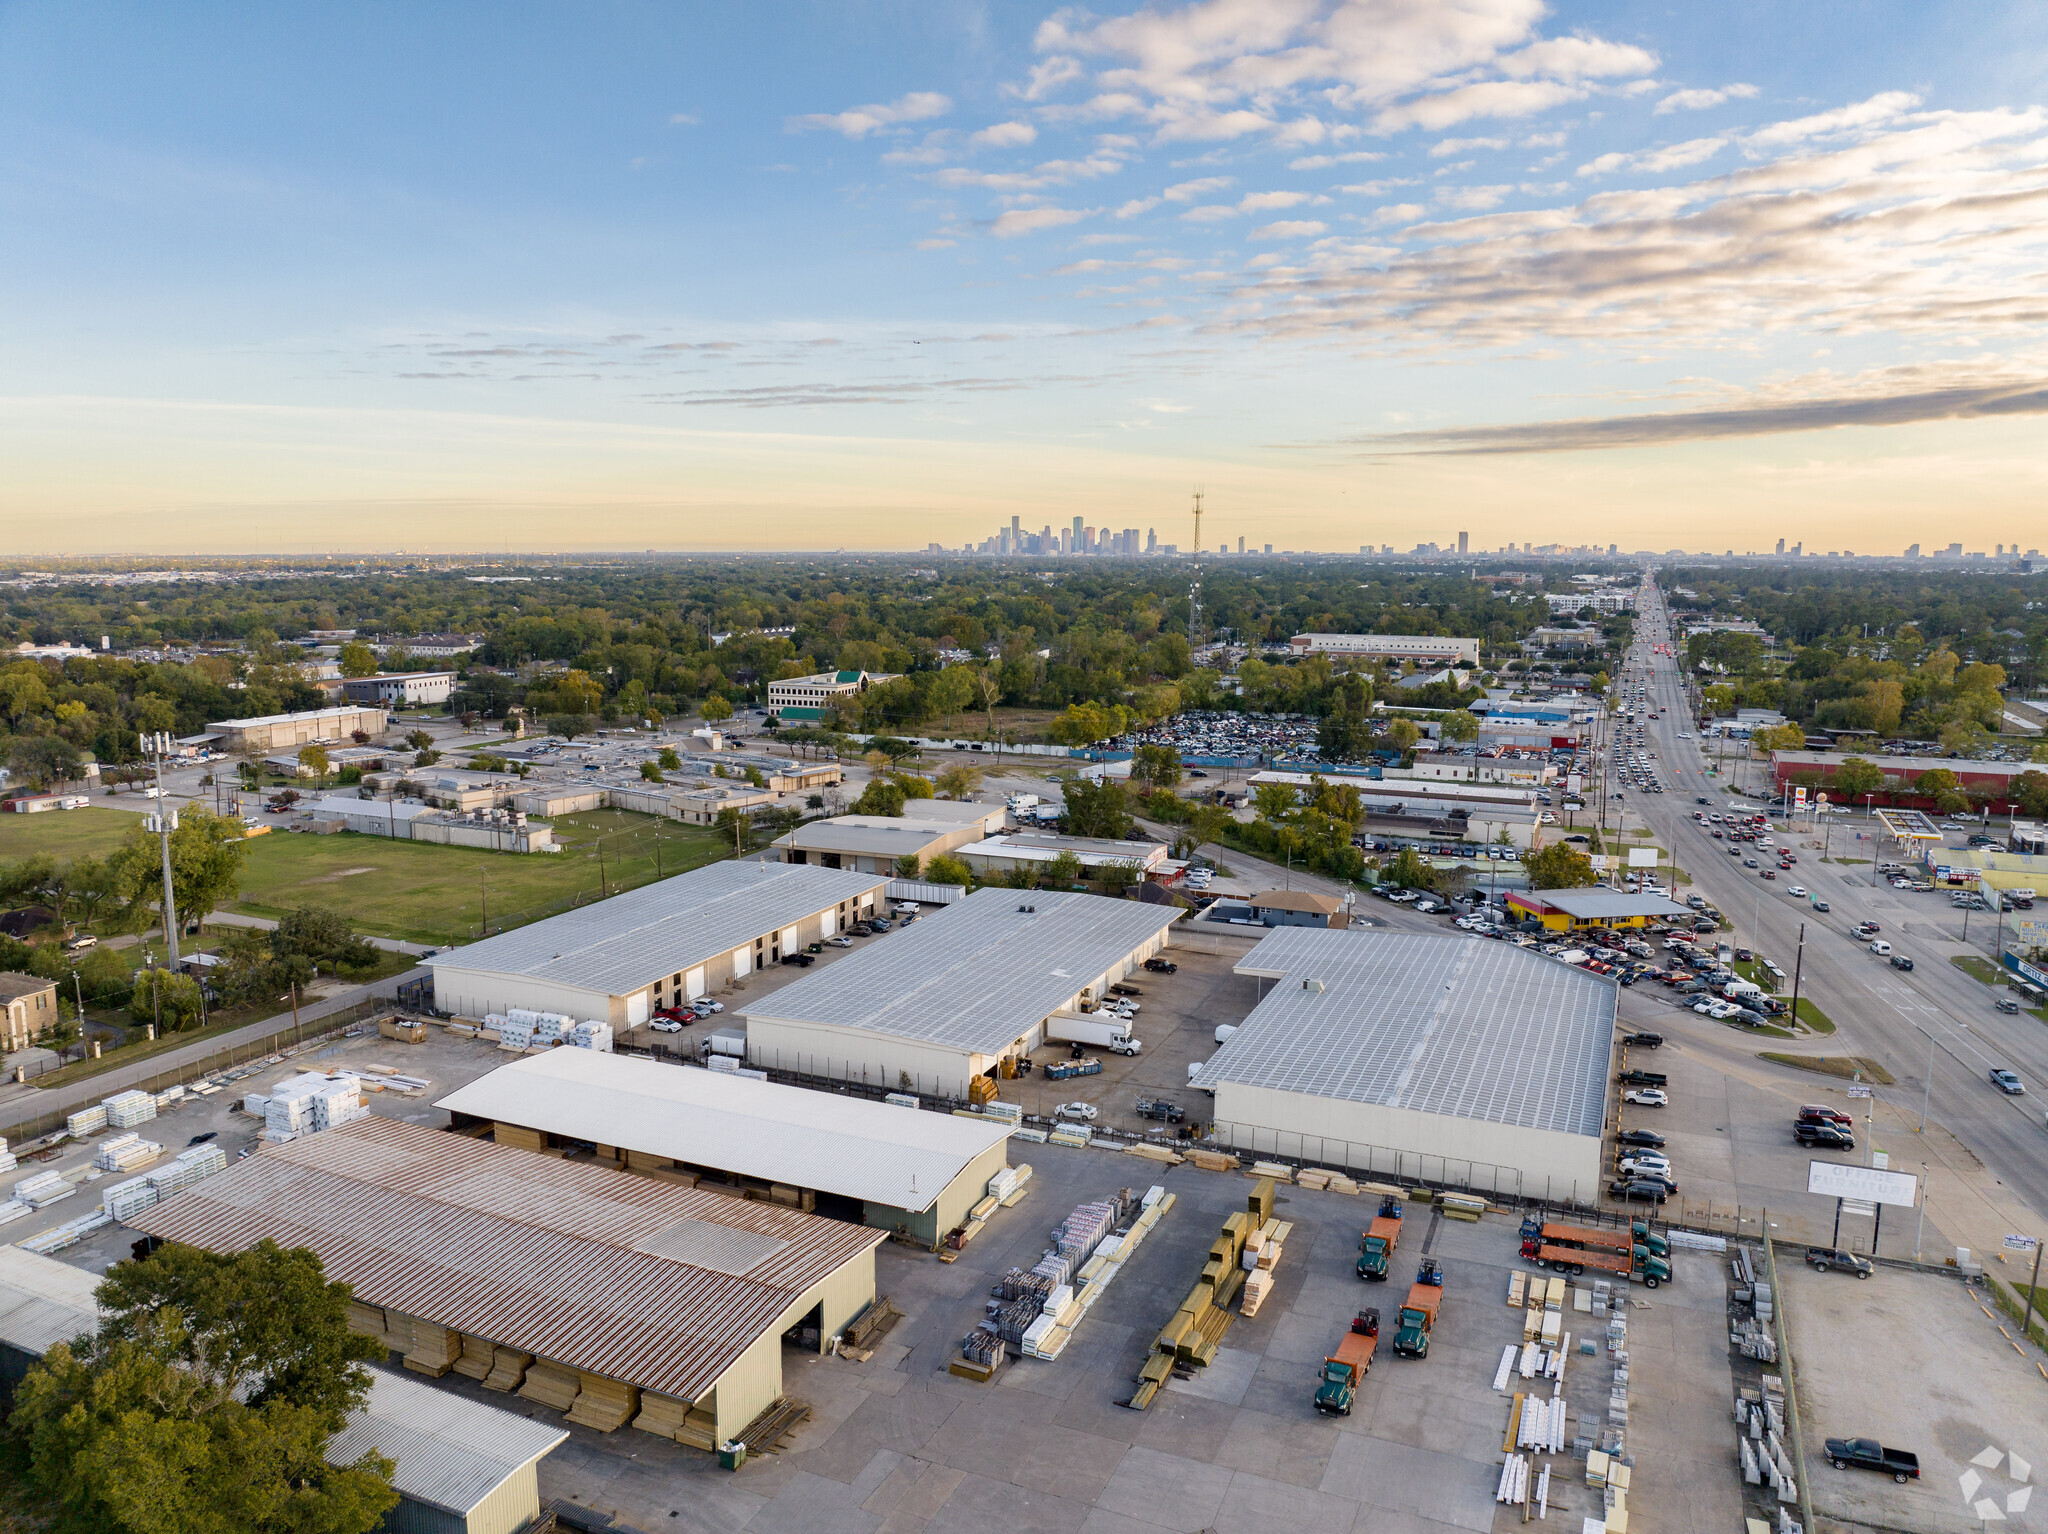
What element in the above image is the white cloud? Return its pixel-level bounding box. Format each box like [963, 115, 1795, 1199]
[1116, 197, 1160, 219]
[1578, 137, 1725, 177]
[1374, 79, 1588, 133]
[1335, 177, 1422, 196]
[1431, 136, 1509, 157]
[1747, 90, 1921, 148]
[1250, 219, 1328, 239]
[990, 205, 1093, 238]
[1290, 150, 1387, 169]
[915, 238, 957, 250]
[1521, 131, 1569, 148]
[1239, 190, 1311, 211]
[1180, 204, 1240, 222]
[668, 113, 699, 126]
[932, 150, 1128, 192]
[1370, 202, 1428, 226]
[971, 120, 1039, 149]
[1498, 36, 1658, 80]
[1017, 54, 1086, 100]
[1165, 176, 1235, 201]
[789, 91, 953, 138]
[1435, 185, 1513, 211]
[1655, 83, 1758, 114]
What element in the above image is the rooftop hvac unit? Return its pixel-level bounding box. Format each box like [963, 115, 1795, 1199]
[1301, 979, 1326, 993]
[1018, 904, 1036, 913]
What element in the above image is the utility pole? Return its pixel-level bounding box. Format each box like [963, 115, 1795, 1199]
[479, 870, 488, 937]
[145, 732, 181, 965]
[1787, 922, 1806, 1030]
[1186, 488, 1204, 646]
[2022, 1236, 2044, 1342]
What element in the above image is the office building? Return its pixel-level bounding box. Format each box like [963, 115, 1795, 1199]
[1287, 633, 1481, 665]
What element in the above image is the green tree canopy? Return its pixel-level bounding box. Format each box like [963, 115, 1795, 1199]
[8, 735, 83, 791]
[924, 853, 974, 887]
[1047, 849, 1084, 886]
[1829, 756, 1885, 801]
[297, 744, 329, 778]
[851, 779, 906, 817]
[700, 694, 734, 723]
[1439, 708, 1479, 744]
[1525, 842, 1598, 890]
[335, 641, 379, 678]
[106, 806, 248, 932]
[1130, 744, 1182, 792]
[1062, 777, 1133, 839]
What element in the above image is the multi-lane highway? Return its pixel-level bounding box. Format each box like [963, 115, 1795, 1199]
[1614, 578, 2048, 1227]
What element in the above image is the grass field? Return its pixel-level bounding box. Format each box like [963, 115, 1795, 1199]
[0, 805, 144, 862]
[228, 809, 731, 944]
[1951, 954, 2003, 985]
[1759, 1052, 1893, 1084]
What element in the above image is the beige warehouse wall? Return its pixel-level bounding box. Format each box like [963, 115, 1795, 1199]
[744, 1016, 987, 1099]
[933, 1139, 1011, 1235]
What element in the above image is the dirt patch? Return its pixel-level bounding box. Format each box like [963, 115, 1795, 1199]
[304, 866, 379, 884]
[1758, 1052, 1895, 1085]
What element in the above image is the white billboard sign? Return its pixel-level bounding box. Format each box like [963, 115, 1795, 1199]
[1628, 848, 1660, 867]
[1808, 1160, 1918, 1208]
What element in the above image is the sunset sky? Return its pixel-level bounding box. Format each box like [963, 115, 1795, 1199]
[5, 1, 2047, 555]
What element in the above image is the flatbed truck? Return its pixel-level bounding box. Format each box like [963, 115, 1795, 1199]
[1524, 1241, 1668, 1286]
[1313, 1311, 1378, 1415]
[1356, 1214, 1403, 1280]
[1523, 1217, 1669, 1259]
[1392, 1282, 1440, 1358]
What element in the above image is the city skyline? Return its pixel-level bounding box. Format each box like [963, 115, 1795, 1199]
[5, 2, 2048, 554]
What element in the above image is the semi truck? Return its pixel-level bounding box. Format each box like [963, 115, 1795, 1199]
[1313, 1311, 1379, 1416]
[1521, 1216, 1669, 1259]
[1392, 1282, 1441, 1358]
[1047, 1013, 1141, 1055]
[1356, 1197, 1404, 1280]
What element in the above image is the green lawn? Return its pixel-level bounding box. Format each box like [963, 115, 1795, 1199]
[0, 805, 145, 862]
[229, 810, 731, 944]
[1951, 954, 2003, 985]
[1759, 1052, 1893, 1084]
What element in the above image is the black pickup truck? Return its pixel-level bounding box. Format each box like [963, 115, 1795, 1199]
[1134, 1098, 1185, 1123]
[1618, 1069, 1669, 1088]
[1824, 1438, 1920, 1483]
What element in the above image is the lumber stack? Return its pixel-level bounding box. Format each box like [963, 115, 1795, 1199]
[481, 1347, 533, 1393]
[403, 1319, 463, 1377]
[632, 1392, 718, 1449]
[345, 1301, 391, 1347]
[564, 1371, 640, 1431]
[518, 1359, 582, 1411]
[451, 1334, 496, 1380]
[1184, 1148, 1237, 1173]
[1133, 1178, 1274, 1406]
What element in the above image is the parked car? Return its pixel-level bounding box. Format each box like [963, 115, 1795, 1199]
[826, 934, 854, 947]
[1134, 1097, 1185, 1123]
[62, 934, 97, 952]
[1053, 1101, 1098, 1122]
[650, 1018, 684, 1033]
[1805, 1246, 1873, 1278]
[1143, 957, 1178, 973]
[781, 952, 816, 967]
[1796, 1124, 1855, 1150]
[1623, 1031, 1663, 1048]
[1623, 1088, 1669, 1107]
[1609, 1178, 1670, 1204]
[1990, 1068, 2026, 1095]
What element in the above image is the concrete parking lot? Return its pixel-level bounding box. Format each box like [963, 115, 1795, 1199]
[1784, 1260, 2048, 1534]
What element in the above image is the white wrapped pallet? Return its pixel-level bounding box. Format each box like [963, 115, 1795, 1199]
[0, 1199, 30, 1226]
[104, 1089, 157, 1128]
[104, 1174, 160, 1221]
[175, 1142, 226, 1179]
[242, 1093, 271, 1117]
[66, 1104, 109, 1137]
[14, 1170, 75, 1208]
[571, 1020, 613, 1052]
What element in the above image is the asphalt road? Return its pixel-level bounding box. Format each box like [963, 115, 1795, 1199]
[1615, 579, 2048, 1227]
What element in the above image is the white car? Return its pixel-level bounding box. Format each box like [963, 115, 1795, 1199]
[695, 999, 725, 1014]
[827, 934, 854, 947]
[1053, 1102, 1098, 1122]
[1624, 1088, 1669, 1107]
[1786, 885, 1807, 897]
[649, 1018, 684, 1033]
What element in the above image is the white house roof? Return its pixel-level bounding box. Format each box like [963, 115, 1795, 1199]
[327, 1368, 566, 1518]
[436, 1050, 1008, 1211]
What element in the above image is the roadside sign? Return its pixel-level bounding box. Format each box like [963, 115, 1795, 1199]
[2004, 1235, 2039, 1252]
[1808, 1160, 1919, 1207]
[1845, 1085, 1873, 1098]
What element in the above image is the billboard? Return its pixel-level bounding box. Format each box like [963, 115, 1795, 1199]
[1628, 847, 1660, 867]
[1808, 1161, 1918, 1207]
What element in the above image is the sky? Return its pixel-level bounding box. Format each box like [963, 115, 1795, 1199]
[4, 1, 2048, 556]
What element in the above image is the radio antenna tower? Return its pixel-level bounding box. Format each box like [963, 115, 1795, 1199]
[1187, 487, 1204, 645]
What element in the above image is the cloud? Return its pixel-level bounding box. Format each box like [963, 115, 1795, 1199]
[933, 151, 1127, 191]
[668, 113, 699, 126]
[1374, 79, 1588, 133]
[1335, 177, 1422, 196]
[1431, 136, 1509, 158]
[1655, 83, 1758, 114]
[916, 238, 958, 250]
[1368, 202, 1428, 226]
[1239, 190, 1312, 211]
[1435, 185, 1513, 211]
[971, 120, 1039, 149]
[648, 377, 1030, 409]
[788, 91, 952, 138]
[1179, 204, 1239, 222]
[1578, 137, 1724, 176]
[1346, 369, 2048, 454]
[1250, 220, 1328, 239]
[1166, 176, 1235, 201]
[1747, 90, 1920, 148]
[1290, 150, 1387, 169]
[990, 205, 1093, 238]
[1017, 54, 1085, 100]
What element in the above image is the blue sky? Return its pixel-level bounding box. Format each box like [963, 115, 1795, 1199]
[5, 1, 2047, 554]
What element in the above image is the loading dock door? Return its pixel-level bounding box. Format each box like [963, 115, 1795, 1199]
[685, 966, 706, 999]
[626, 992, 650, 1026]
[734, 948, 751, 979]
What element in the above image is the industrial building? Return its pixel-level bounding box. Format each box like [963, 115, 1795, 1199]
[128, 1116, 887, 1447]
[1504, 890, 1691, 933]
[1245, 771, 1543, 848]
[0, 1245, 98, 1394]
[765, 669, 896, 721]
[1287, 633, 1481, 665]
[424, 861, 886, 1025]
[773, 805, 1003, 874]
[741, 888, 1182, 1098]
[1244, 890, 1350, 928]
[437, 1050, 1012, 1244]
[299, 796, 556, 853]
[1195, 927, 1613, 1202]
[342, 670, 457, 707]
[954, 831, 1169, 881]
[204, 704, 389, 754]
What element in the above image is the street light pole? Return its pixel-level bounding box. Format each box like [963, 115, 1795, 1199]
[147, 732, 181, 965]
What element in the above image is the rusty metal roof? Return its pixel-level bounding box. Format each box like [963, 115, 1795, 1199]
[127, 1117, 884, 1405]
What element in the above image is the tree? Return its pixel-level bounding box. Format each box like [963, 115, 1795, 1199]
[1525, 842, 1598, 890]
[1750, 723, 1805, 755]
[335, 641, 379, 678]
[1096, 858, 1143, 895]
[934, 764, 984, 800]
[658, 747, 682, 771]
[641, 759, 665, 782]
[1914, 768, 1969, 814]
[8, 1239, 398, 1534]
[1316, 673, 1373, 762]
[296, 744, 329, 779]
[1186, 802, 1233, 852]
[928, 665, 976, 732]
[1047, 849, 1084, 886]
[1252, 782, 1297, 822]
[893, 772, 934, 800]
[1130, 745, 1182, 793]
[8, 734, 82, 791]
[851, 779, 907, 817]
[1384, 717, 1420, 754]
[893, 852, 924, 879]
[107, 807, 248, 933]
[1048, 702, 1129, 747]
[1830, 756, 1884, 801]
[1382, 846, 1436, 891]
[971, 666, 1002, 734]
[273, 906, 379, 975]
[2012, 770, 2048, 819]
[128, 968, 203, 1030]
[701, 694, 734, 723]
[412, 749, 440, 768]
[2032, 740, 2048, 766]
[1440, 709, 1479, 745]
[924, 853, 973, 887]
[1062, 777, 1133, 839]
[404, 729, 433, 753]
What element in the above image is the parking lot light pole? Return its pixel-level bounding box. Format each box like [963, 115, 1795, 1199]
[2022, 1237, 2044, 1342]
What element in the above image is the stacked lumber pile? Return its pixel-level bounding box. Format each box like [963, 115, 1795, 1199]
[1295, 1167, 1360, 1194]
[565, 1372, 640, 1432]
[517, 1360, 583, 1411]
[481, 1347, 533, 1393]
[1184, 1148, 1237, 1173]
[633, 1393, 719, 1450]
[402, 1319, 463, 1377]
[451, 1334, 496, 1380]
[1131, 1178, 1275, 1408]
[346, 1303, 414, 1356]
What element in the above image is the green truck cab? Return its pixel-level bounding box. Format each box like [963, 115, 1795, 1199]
[1312, 1311, 1378, 1416]
[1392, 1281, 1441, 1358]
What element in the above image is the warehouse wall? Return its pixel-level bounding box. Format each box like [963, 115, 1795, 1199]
[1208, 1082, 1601, 1204]
[743, 1016, 993, 1099]
[465, 1464, 543, 1534]
[928, 1138, 1011, 1240]
[429, 968, 614, 1028]
[711, 1319, 787, 1443]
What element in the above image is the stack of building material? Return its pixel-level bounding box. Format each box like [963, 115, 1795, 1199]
[241, 1093, 271, 1117]
[532, 1013, 571, 1046]
[565, 1372, 640, 1431]
[451, 1335, 496, 1380]
[156, 1084, 186, 1107]
[308, 1074, 366, 1131]
[66, 1104, 109, 1137]
[980, 1100, 1023, 1125]
[14, 1169, 74, 1209]
[1293, 1167, 1359, 1194]
[633, 1392, 716, 1447]
[569, 1020, 614, 1052]
[481, 1347, 533, 1393]
[95, 1133, 163, 1173]
[1000, 1163, 1034, 1206]
[169, 1140, 227, 1185]
[518, 1359, 583, 1411]
[1048, 1123, 1092, 1148]
[346, 1300, 392, 1342]
[103, 1174, 161, 1222]
[495, 1014, 536, 1050]
[18, 1209, 111, 1253]
[1133, 1179, 1270, 1406]
[988, 1166, 1022, 1202]
[104, 1090, 157, 1129]
[0, 1199, 30, 1226]
[1183, 1147, 1236, 1172]
[1241, 1268, 1273, 1315]
[1248, 1160, 1294, 1183]
[403, 1318, 464, 1377]
[0, 1136, 16, 1176]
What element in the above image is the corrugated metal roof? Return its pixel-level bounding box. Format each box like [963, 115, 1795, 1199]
[128, 1117, 885, 1406]
[1518, 890, 1692, 919]
[328, 1367, 566, 1516]
[0, 1246, 100, 1358]
[436, 1051, 1008, 1211]
[742, 888, 1182, 1056]
[1198, 928, 1613, 1138]
[776, 817, 959, 857]
[422, 862, 886, 997]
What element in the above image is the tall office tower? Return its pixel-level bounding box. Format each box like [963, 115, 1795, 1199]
[1607, 544, 1617, 556]
[1237, 536, 1244, 554]
[1011, 515, 1021, 546]
[1382, 544, 1392, 554]
[1360, 545, 1370, 555]
[999, 528, 1012, 556]
[1264, 543, 1274, 554]
[1775, 538, 1785, 555]
[1791, 542, 1801, 556]
[1071, 515, 1085, 551]
[1147, 527, 1156, 553]
[1457, 530, 1469, 555]
[1906, 543, 1920, 557]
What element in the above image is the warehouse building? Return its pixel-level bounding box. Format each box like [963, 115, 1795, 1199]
[424, 861, 886, 1026]
[1288, 633, 1480, 665]
[1504, 890, 1691, 933]
[437, 1050, 1012, 1244]
[1246, 771, 1543, 847]
[773, 799, 1008, 874]
[742, 888, 1182, 1098]
[342, 670, 457, 707]
[954, 831, 1169, 881]
[1195, 927, 1613, 1202]
[205, 703, 389, 754]
[0, 1245, 98, 1395]
[129, 1116, 887, 1447]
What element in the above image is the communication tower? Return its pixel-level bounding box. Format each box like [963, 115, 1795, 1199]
[1187, 488, 1204, 645]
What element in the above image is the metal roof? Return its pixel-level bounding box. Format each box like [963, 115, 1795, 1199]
[1198, 927, 1614, 1138]
[128, 1116, 886, 1406]
[207, 705, 384, 729]
[774, 816, 960, 857]
[1515, 890, 1691, 919]
[327, 1368, 566, 1518]
[435, 1051, 1009, 1211]
[0, 1245, 100, 1358]
[423, 862, 885, 997]
[743, 888, 1182, 1056]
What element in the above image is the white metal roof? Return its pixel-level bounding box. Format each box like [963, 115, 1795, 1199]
[423, 861, 885, 997]
[206, 704, 385, 729]
[775, 815, 960, 856]
[742, 888, 1181, 1056]
[0, 1246, 100, 1358]
[327, 1367, 566, 1516]
[1198, 927, 1614, 1138]
[900, 798, 1008, 828]
[1518, 890, 1692, 920]
[435, 1051, 1009, 1211]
